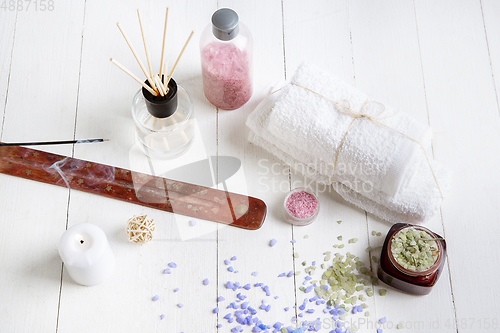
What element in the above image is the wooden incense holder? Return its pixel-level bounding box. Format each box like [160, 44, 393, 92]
[0, 145, 267, 230]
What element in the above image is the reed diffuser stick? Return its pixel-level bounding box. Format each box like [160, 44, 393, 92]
[155, 74, 167, 95]
[162, 60, 168, 85]
[137, 9, 155, 80]
[110, 58, 158, 96]
[159, 7, 169, 78]
[165, 30, 195, 88]
[116, 22, 158, 92]
[153, 75, 165, 97]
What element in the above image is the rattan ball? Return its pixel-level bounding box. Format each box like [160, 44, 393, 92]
[126, 215, 155, 243]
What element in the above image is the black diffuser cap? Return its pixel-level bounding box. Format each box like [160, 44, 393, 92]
[142, 78, 178, 118]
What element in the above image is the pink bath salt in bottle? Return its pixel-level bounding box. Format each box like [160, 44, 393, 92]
[200, 8, 253, 110]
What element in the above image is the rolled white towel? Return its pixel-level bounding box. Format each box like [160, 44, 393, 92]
[246, 62, 451, 224]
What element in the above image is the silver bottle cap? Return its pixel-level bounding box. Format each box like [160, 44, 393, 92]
[211, 8, 239, 41]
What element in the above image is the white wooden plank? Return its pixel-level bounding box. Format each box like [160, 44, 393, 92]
[283, 0, 354, 83]
[482, 0, 500, 114]
[215, 0, 298, 331]
[283, 1, 379, 332]
[56, 0, 219, 332]
[0, 10, 16, 135]
[0, 2, 85, 332]
[415, 0, 500, 330]
[349, 0, 457, 330]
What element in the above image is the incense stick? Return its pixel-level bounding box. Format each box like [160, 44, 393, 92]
[159, 7, 169, 78]
[165, 30, 195, 88]
[116, 22, 158, 92]
[0, 139, 109, 147]
[137, 9, 154, 80]
[110, 58, 159, 96]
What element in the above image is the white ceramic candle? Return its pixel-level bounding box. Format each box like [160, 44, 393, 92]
[58, 223, 115, 286]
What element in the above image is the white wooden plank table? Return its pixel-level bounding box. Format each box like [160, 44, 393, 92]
[1, 1, 499, 332]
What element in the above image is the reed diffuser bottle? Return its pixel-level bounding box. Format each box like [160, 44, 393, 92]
[131, 78, 194, 159]
[200, 8, 253, 110]
[111, 7, 196, 159]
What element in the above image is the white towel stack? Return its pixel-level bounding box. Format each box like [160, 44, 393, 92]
[246, 62, 451, 224]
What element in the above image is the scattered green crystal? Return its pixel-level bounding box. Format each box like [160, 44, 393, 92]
[337, 220, 342, 224]
[348, 238, 358, 244]
[338, 244, 345, 249]
[397, 322, 404, 329]
[376, 232, 382, 236]
[304, 235, 309, 239]
[293, 252, 299, 258]
[302, 261, 306, 266]
[337, 235, 342, 241]
[379, 289, 387, 296]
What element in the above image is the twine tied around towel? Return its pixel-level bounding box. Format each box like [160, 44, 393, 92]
[268, 83, 444, 199]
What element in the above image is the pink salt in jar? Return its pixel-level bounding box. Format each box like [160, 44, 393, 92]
[283, 188, 320, 226]
[200, 8, 253, 110]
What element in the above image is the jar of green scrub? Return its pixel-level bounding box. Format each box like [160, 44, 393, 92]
[378, 223, 446, 295]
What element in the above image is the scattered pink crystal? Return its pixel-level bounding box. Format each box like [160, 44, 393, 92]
[286, 191, 318, 218]
[201, 42, 252, 110]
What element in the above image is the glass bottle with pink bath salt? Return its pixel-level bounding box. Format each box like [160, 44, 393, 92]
[200, 8, 253, 110]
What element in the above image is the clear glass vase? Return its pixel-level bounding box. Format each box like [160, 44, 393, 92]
[131, 78, 195, 159]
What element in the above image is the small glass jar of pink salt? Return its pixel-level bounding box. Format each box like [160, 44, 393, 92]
[200, 8, 253, 110]
[283, 188, 320, 226]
